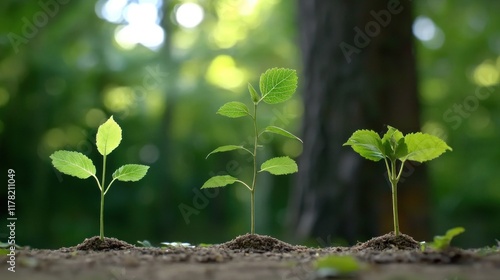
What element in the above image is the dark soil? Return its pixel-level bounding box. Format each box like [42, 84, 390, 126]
[74, 236, 135, 251]
[218, 233, 304, 253]
[353, 232, 419, 251]
[1, 233, 500, 280]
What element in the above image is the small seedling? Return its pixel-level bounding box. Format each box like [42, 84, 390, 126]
[137, 240, 153, 247]
[50, 116, 149, 240]
[344, 126, 451, 236]
[314, 255, 362, 278]
[420, 227, 465, 251]
[201, 67, 302, 234]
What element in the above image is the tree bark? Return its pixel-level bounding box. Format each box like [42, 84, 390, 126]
[289, 0, 429, 244]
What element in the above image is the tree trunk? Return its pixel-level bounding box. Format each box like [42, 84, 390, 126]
[289, 0, 429, 245]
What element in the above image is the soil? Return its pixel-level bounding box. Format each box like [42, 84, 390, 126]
[1, 233, 500, 280]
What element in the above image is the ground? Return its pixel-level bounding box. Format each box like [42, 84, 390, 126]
[1, 233, 499, 280]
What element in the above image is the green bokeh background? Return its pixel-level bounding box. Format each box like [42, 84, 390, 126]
[0, 0, 499, 249]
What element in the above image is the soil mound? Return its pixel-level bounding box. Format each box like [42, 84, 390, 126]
[75, 236, 135, 251]
[354, 232, 419, 251]
[220, 234, 299, 253]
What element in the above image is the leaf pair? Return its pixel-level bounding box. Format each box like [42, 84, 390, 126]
[50, 116, 149, 185]
[216, 68, 298, 119]
[343, 126, 452, 163]
[201, 156, 298, 189]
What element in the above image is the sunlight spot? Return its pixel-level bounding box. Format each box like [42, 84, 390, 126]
[124, 2, 158, 24]
[114, 23, 164, 50]
[98, 0, 127, 23]
[144, 90, 166, 118]
[103, 87, 135, 112]
[413, 16, 436, 41]
[97, 0, 165, 50]
[211, 23, 243, 49]
[282, 140, 302, 158]
[421, 78, 449, 103]
[44, 128, 66, 149]
[413, 16, 445, 49]
[473, 61, 499, 87]
[175, 3, 204, 29]
[205, 55, 246, 90]
[85, 108, 107, 128]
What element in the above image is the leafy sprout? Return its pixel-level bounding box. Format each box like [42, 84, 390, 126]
[344, 126, 452, 236]
[201, 68, 302, 234]
[50, 116, 149, 240]
[420, 227, 465, 251]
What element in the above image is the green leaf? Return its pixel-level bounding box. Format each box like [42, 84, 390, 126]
[112, 164, 149, 182]
[248, 83, 260, 103]
[381, 126, 407, 160]
[216, 101, 250, 118]
[262, 126, 303, 143]
[343, 130, 385, 161]
[201, 175, 240, 189]
[50, 151, 96, 179]
[314, 255, 361, 275]
[259, 156, 298, 175]
[422, 227, 465, 251]
[404, 133, 452, 162]
[96, 116, 122, 156]
[206, 145, 253, 159]
[259, 68, 298, 104]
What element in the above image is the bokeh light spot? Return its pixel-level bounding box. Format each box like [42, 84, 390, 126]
[413, 16, 445, 49]
[205, 55, 246, 90]
[473, 62, 499, 86]
[175, 3, 204, 28]
[85, 108, 107, 128]
[103, 87, 134, 112]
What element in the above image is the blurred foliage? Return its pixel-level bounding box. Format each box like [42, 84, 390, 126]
[415, 0, 500, 247]
[0, 0, 499, 248]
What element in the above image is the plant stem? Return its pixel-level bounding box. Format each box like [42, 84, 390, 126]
[250, 103, 259, 234]
[390, 160, 400, 236]
[100, 154, 107, 241]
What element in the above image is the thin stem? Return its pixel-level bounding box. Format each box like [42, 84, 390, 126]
[100, 154, 107, 241]
[390, 160, 400, 236]
[250, 102, 259, 234]
[396, 159, 406, 181]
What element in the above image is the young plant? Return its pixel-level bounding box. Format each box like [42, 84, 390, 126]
[201, 67, 302, 234]
[420, 227, 465, 251]
[343, 126, 452, 236]
[50, 116, 149, 241]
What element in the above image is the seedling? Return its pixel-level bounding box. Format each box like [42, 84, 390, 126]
[201, 67, 302, 234]
[344, 126, 451, 236]
[420, 227, 465, 251]
[314, 255, 362, 278]
[50, 116, 149, 240]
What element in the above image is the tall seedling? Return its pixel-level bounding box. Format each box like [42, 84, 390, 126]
[50, 116, 149, 240]
[201, 68, 302, 234]
[344, 126, 451, 236]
